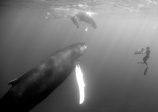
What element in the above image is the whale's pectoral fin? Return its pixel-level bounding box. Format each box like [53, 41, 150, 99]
[71, 16, 79, 28]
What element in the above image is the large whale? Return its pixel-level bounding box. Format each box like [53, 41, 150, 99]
[0, 43, 87, 112]
[71, 12, 97, 29]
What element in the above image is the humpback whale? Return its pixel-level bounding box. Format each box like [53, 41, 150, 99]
[71, 12, 97, 29]
[0, 43, 87, 112]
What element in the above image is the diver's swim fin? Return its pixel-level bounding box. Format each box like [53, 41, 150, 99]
[71, 16, 79, 28]
[144, 67, 148, 75]
[137, 62, 145, 64]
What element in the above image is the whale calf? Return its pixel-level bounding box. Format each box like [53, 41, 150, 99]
[71, 16, 79, 28]
[0, 43, 87, 112]
[71, 12, 97, 29]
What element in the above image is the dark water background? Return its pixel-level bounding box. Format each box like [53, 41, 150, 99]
[0, 0, 158, 112]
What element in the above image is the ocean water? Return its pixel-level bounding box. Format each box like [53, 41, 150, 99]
[0, 0, 158, 112]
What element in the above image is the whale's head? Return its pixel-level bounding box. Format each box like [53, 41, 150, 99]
[54, 43, 87, 67]
[65, 43, 87, 62]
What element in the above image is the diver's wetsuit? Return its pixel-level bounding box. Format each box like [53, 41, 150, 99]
[143, 47, 150, 66]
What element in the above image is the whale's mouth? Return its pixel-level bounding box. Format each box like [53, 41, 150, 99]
[80, 44, 87, 54]
[84, 45, 87, 49]
[76, 44, 87, 62]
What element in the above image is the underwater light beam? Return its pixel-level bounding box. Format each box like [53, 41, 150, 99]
[75, 64, 85, 104]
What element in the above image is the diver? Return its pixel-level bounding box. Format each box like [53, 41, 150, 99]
[135, 47, 150, 75]
[142, 47, 150, 66]
[136, 47, 150, 67]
